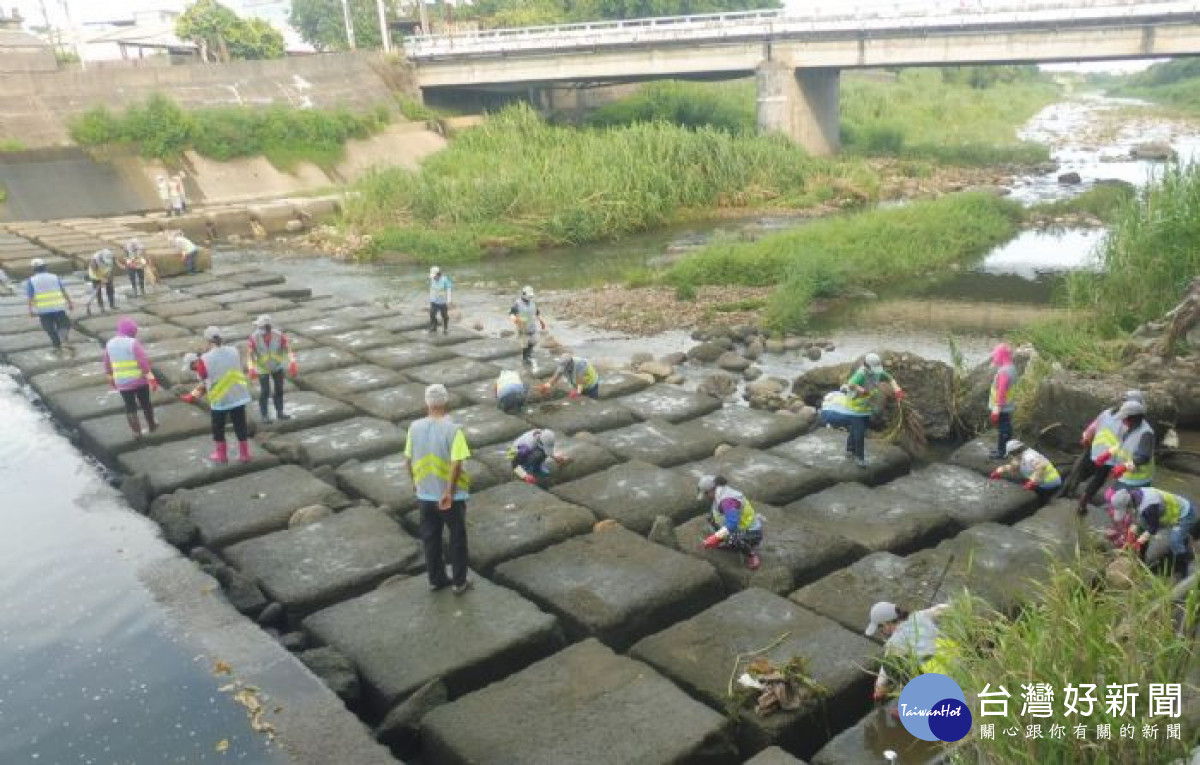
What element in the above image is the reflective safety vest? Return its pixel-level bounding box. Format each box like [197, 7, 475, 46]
[106, 336, 144, 387]
[124, 245, 147, 269]
[88, 258, 114, 281]
[1136, 488, 1191, 527]
[920, 637, 961, 676]
[821, 389, 855, 416]
[710, 486, 759, 533]
[250, 329, 287, 373]
[176, 236, 198, 255]
[1019, 449, 1061, 488]
[430, 275, 451, 305]
[514, 299, 538, 334]
[1116, 420, 1155, 486]
[1090, 409, 1122, 463]
[408, 417, 471, 499]
[202, 346, 251, 411]
[988, 363, 1018, 413]
[496, 370, 524, 398]
[566, 358, 598, 390]
[846, 366, 881, 415]
[29, 272, 66, 314]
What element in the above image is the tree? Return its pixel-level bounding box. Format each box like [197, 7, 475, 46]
[177, 0, 285, 62]
[290, 0, 398, 51]
[463, 0, 779, 29]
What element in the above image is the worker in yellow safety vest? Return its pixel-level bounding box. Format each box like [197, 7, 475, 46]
[181, 326, 253, 464]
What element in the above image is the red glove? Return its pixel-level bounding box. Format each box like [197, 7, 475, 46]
[180, 392, 197, 404]
[1111, 464, 1128, 480]
[288, 361, 299, 378]
[522, 474, 538, 485]
[248, 367, 259, 381]
[1023, 480, 1038, 491]
[149, 375, 160, 393]
[989, 468, 1003, 480]
[1094, 450, 1112, 467]
[702, 533, 722, 549]
[893, 389, 905, 402]
[568, 389, 581, 400]
[989, 410, 1000, 425]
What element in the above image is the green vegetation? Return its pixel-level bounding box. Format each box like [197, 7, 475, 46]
[397, 97, 450, 123]
[1111, 58, 1200, 113]
[343, 103, 877, 261]
[70, 95, 390, 170]
[290, 0, 397, 50]
[177, 0, 285, 60]
[940, 555, 1197, 763]
[588, 69, 1056, 165]
[666, 192, 1022, 330]
[461, 0, 779, 29]
[0, 183, 7, 205]
[1028, 182, 1135, 224]
[0, 139, 25, 153]
[1024, 163, 1200, 370]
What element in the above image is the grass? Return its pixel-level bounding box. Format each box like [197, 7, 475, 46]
[70, 94, 391, 171]
[587, 69, 1057, 166]
[1028, 183, 1135, 224]
[665, 192, 1023, 330]
[939, 554, 1198, 763]
[1111, 59, 1200, 114]
[0, 183, 6, 204]
[342, 103, 880, 262]
[397, 96, 450, 124]
[1023, 162, 1200, 370]
[0, 139, 25, 153]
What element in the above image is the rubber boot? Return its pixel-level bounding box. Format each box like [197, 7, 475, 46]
[237, 440, 252, 463]
[276, 406, 291, 421]
[209, 441, 228, 463]
[127, 413, 142, 440]
[146, 410, 158, 433]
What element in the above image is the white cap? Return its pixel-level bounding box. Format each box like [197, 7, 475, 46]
[864, 352, 882, 371]
[521, 285, 535, 299]
[254, 315, 272, 329]
[696, 474, 718, 500]
[202, 326, 222, 342]
[425, 383, 450, 407]
[430, 266, 441, 277]
[1005, 439, 1026, 456]
[181, 352, 199, 370]
[865, 601, 900, 637]
[1117, 400, 1145, 418]
[1123, 390, 1145, 404]
[30, 257, 45, 269]
[539, 429, 556, 454]
[1110, 488, 1134, 523]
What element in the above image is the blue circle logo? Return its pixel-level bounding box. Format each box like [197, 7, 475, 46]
[896, 673, 973, 742]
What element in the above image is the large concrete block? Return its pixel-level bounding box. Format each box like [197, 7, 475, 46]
[789, 483, 958, 555]
[78, 402, 211, 461]
[617, 385, 723, 424]
[207, 289, 273, 308]
[187, 464, 351, 547]
[265, 307, 325, 326]
[551, 461, 704, 534]
[746, 747, 809, 765]
[255, 390, 356, 434]
[226, 270, 287, 289]
[29, 364, 111, 397]
[118, 435, 280, 499]
[596, 419, 724, 467]
[171, 309, 251, 330]
[368, 314, 432, 333]
[97, 323, 193, 345]
[225, 506, 422, 618]
[318, 328, 400, 353]
[422, 639, 736, 765]
[948, 435, 1008, 477]
[329, 304, 393, 324]
[473, 434, 619, 486]
[405, 482, 597, 575]
[886, 465, 1040, 527]
[770, 429, 913, 487]
[677, 447, 836, 506]
[359, 343, 455, 371]
[237, 297, 299, 315]
[935, 523, 1060, 612]
[630, 589, 879, 759]
[75, 311, 163, 337]
[205, 208, 254, 238]
[0, 330, 60, 356]
[681, 406, 812, 449]
[1012, 499, 1111, 557]
[494, 526, 724, 650]
[675, 504, 865, 595]
[299, 364, 405, 400]
[789, 551, 955, 637]
[9, 342, 103, 377]
[595, 370, 653, 400]
[524, 397, 639, 435]
[292, 346, 361, 376]
[399, 326, 480, 346]
[447, 404, 530, 447]
[446, 337, 521, 362]
[406, 358, 500, 387]
[349, 383, 468, 423]
[303, 576, 562, 711]
[262, 416, 405, 468]
[41, 382, 172, 423]
[811, 709, 944, 765]
[184, 279, 249, 298]
[292, 316, 366, 338]
[335, 455, 497, 515]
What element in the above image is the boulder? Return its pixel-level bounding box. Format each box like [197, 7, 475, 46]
[288, 504, 333, 528]
[376, 678, 448, 755]
[765, 339, 785, 354]
[638, 361, 674, 381]
[1131, 141, 1176, 161]
[743, 366, 763, 382]
[716, 352, 750, 372]
[697, 372, 739, 400]
[687, 341, 726, 363]
[804, 346, 822, 361]
[1057, 171, 1082, 185]
[298, 647, 361, 705]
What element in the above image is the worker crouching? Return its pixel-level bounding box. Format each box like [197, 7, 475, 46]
[1110, 487, 1196, 579]
[181, 326, 253, 464]
[697, 475, 763, 570]
[509, 429, 569, 485]
[989, 439, 1061, 507]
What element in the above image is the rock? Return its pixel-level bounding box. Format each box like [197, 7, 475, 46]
[189, 546, 220, 566]
[148, 495, 198, 550]
[592, 519, 621, 533]
[664, 374, 684, 385]
[633, 372, 656, 385]
[744, 341, 763, 360]
[630, 352, 654, 366]
[377, 678, 449, 754]
[660, 352, 687, 366]
[120, 473, 152, 513]
[714, 444, 733, 456]
[743, 366, 762, 382]
[1107, 557, 1136, 589]
[747, 377, 788, 398]
[472, 321, 484, 332]
[280, 631, 308, 651]
[257, 602, 286, 628]
[288, 504, 333, 528]
[804, 346, 822, 361]
[224, 570, 268, 618]
[697, 372, 738, 400]
[686, 341, 725, 363]
[1132, 141, 1176, 161]
[298, 647, 361, 705]
[637, 361, 673, 381]
[1057, 171, 1082, 185]
[284, 219, 305, 233]
[764, 339, 785, 354]
[648, 515, 679, 550]
[715, 352, 750, 372]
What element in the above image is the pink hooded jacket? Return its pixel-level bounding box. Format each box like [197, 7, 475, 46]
[990, 343, 1015, 410]
[103, 317, 153, 391]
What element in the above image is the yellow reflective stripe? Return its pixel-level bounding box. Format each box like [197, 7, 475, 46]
[111, 360, 142, 382]
[34, 292, 65, 308]
[579, 363, 598, 389]
[1094, 428, 1120, 448]
[1162, 493, 1183, 525]
[411, 453, 471, 489]
[254, 351, 287, 371]
[739, 499, 756, 531]
[208, 368, 247, 402]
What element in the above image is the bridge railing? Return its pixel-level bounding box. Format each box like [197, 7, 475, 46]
[404, 0, 1197, 59]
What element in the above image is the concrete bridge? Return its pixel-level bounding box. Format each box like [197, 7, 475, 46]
[404, 0, 1200, 154]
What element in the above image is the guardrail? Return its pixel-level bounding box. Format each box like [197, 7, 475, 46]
[404, 0, 1200, 59]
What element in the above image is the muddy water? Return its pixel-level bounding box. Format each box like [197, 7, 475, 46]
[0, 372, 285, 764]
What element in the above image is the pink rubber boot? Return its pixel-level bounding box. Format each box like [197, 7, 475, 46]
[209, 441, 228, 464]
[237, 440, 252, 463]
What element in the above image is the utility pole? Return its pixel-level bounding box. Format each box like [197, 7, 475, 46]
[340, 0, 356, 49]
[375, 0, 391, 53]
[417, 0, 429, 35]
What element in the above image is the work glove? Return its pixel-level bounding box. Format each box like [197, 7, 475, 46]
[1094, 450, 1112, 467]
[568, 389, 581, 400]
[149, 375, 160, 393]
[871, 687, 889, 703]
[249, 367, 259, 381]
[702, 533, 722, 550]
[180, 392, 197, 404]
[288, 361, 299, 379]
[1111, 464, 1128, 480]
[538, 383, 551, 395]
[989, 409, 1000, 425]
[522, 474, 538, 485]
[893, 389, 905, 402]
[989, 468, 1003, 480]
[1023, 480, 1038, 491]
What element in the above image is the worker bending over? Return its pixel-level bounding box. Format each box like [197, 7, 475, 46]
[866, 601, 955, 700]
[1076, 390, 1143, 514]
[697, 475, 763, 570]
[1110, 400, 1156, 491]
[1110, 487, 1196, 578]
[494, 369, 527, 414]
[509, 429, 569, 485]
[541, 354, 599, 400]
[840, 353, 904, 468]
[181, 326, 253, 464]
[990, 439, 1061, 506]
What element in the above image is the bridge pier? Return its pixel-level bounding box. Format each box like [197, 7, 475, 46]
[756, 61, 840, 156]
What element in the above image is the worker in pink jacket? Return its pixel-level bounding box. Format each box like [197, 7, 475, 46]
[103, 317, 158, 438]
